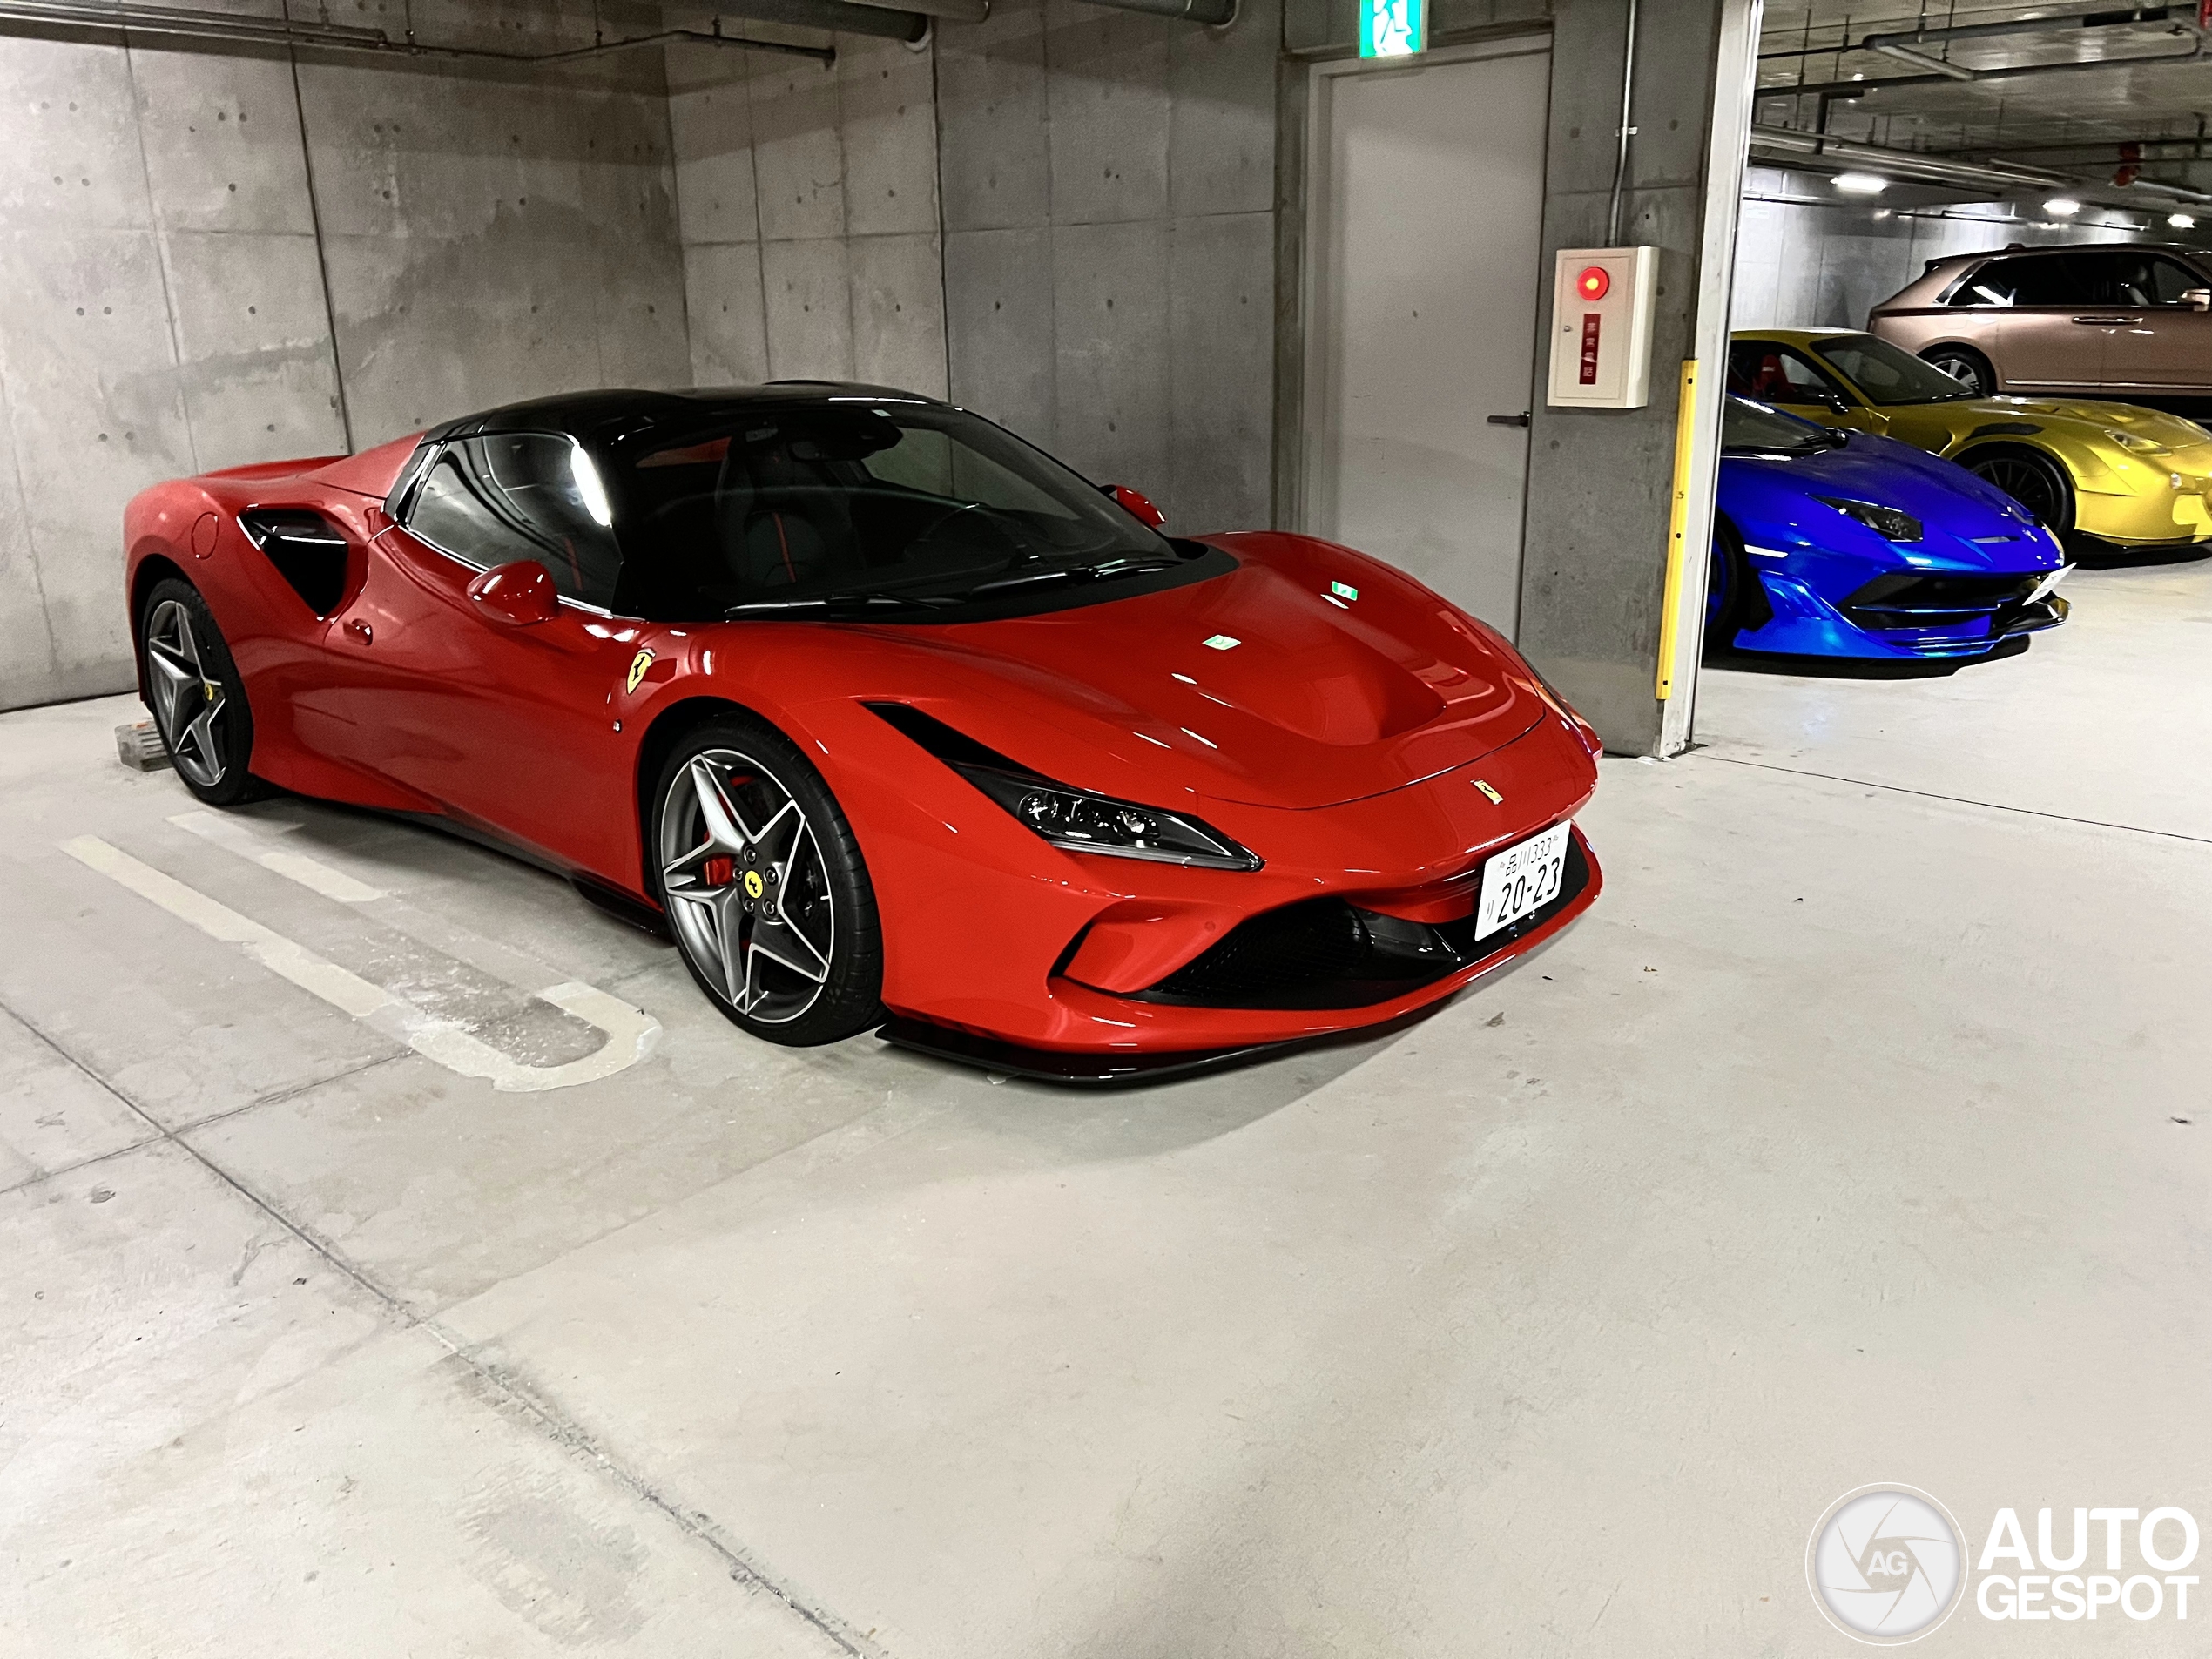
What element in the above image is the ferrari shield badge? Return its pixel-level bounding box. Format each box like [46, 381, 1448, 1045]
[626, 648, 653, 694]
[1473, 779, 1504, 805]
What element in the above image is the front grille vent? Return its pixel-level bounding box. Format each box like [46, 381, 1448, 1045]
[1133, 833, 1590, 1009]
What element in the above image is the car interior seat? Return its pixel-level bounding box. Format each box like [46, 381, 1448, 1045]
[1747, 354, 1795, 401]
[714, 441, 857, 590]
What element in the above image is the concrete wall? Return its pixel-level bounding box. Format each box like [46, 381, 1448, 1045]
[1514, 0, 1747, 754]
[0, 6, 688, 712]
[666, 30, 948, 397]
[1732, 165, 2141, 334]
[934, 0, 1280, 536]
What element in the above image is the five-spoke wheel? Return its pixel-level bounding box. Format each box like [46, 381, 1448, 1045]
[138, 577, 264, 805]
[652, 719, 882, 1044]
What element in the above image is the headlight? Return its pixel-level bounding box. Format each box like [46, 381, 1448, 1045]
[1815, 496, 1923, 543]
[954, 765, 1261, 870]
[2104, 428, 2165, 455]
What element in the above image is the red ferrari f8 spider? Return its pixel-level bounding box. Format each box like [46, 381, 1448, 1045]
[125, 386, 1602, 1082]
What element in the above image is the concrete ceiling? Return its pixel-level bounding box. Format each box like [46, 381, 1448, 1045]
[1755, 3, 2212, 184]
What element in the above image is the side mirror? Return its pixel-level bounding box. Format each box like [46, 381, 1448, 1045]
[468, 560, 559, 626]
[2185, 288, 2212, 314]
[1100, 483, 1167, 531]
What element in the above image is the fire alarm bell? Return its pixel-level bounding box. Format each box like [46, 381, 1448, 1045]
[1547, 246, 1657, 409]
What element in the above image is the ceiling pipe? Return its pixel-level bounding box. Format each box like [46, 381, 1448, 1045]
[1757, 36, 2202, 101]
[1758, 5, 2188, 61]
[1075, 0, 1236, 25]
[0, 0, 948, 60]
[847, 0, 986, 20]
[1750, 122, 2212, 207]
[1866, 41, 1979, 80]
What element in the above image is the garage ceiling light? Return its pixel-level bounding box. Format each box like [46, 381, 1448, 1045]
[2043, 197, 2081, 217]
[1833, 172, 1888, 195]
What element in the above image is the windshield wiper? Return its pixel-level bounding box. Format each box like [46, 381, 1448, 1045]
[961, 556, 1181, 599]
[725, 589, 952, 617]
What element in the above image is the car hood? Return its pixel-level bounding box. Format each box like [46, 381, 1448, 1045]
[1723, 432, 2062, 572]
[1899, 396, 2212, 460]
[803, 532, 1550, 812]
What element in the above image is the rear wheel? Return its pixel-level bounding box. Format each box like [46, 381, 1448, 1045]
[1960, 444, 2074, 534]
[651, 714, 884, 1046]
[1922, 344, 1995, 397]
[138, 578, 269, 806]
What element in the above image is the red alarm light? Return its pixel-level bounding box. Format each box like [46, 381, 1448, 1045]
[1575, 265, 1611, 301]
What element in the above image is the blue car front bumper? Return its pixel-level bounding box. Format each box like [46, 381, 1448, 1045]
[1731, 568, 2069, 660]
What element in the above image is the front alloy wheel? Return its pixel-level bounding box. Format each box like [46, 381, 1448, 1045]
[654, 722, 883, 1045]
[1964, 447, 2074, 534]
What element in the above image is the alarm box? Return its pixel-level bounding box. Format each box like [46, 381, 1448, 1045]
[1546, 246, 1658, 409]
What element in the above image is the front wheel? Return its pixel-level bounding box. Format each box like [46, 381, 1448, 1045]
[651, 715, 885, 1046]
[1922, 344, 1995, 397]
[138, 577, 270, 806]
[1961, 445, 2074, 534]
[1703, 523, 1751, 656]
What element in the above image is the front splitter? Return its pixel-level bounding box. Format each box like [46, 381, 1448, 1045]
[875, 1015, 1312, 1088]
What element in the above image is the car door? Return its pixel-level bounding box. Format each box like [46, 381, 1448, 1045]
[1961, 253, 2109, 391]
[315, 433, 645, 880]
[2094, 250, 2212, 393]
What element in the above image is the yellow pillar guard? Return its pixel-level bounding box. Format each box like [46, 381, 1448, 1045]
[1656, 357, 1698, 702]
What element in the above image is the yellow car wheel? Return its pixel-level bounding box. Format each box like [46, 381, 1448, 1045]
[1958, 444, 2074, 535]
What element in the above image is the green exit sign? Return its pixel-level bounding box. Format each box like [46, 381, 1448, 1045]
[1359, 0, 1426, 57]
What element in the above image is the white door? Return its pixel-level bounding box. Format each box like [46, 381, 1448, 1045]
[1301, 41, 1550, 635]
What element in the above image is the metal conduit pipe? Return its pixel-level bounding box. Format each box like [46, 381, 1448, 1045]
[0, 0, 939, 58]
[847, 0, 987, 21]
[1076, 0, 1236, 26]
[1758, 5, 2189, 60]
[1757, 36, 2204, 102]
[1750, 122, 2212, 206]
[1606, 0, 1638, 245]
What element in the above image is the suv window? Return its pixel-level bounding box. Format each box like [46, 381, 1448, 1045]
[405, 435, 624, 610]
[2083, 250, 2208, 307]
[1946, 254, 2089, 308]
[1727, 341, 1850, 404]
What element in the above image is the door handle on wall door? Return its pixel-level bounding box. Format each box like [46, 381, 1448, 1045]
[1487, 412, 1532, 428]
[345, 618, 373, 644]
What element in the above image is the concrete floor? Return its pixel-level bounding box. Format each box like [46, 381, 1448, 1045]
[4, 560, 2209, 1656]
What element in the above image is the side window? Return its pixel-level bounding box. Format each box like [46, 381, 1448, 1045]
[1948, 255, 2086, 309]
[2094, 253, 2205, 307]
[404, 435, 623, 609]
[1727, 341, 1846, 403]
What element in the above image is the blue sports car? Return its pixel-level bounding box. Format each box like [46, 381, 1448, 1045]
[1711, 396, 2071, 660]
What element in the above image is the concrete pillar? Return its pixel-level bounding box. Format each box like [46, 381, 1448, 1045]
[1515, 0, 1759, 755]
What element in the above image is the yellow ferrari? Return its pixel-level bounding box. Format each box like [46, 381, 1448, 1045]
[1728, 328, 2212, 550]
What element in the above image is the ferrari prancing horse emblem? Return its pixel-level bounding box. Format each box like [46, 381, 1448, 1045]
[743, 869, 765, 899]
[1473, 779, 1504, 804]
[626, 648, 653, 694]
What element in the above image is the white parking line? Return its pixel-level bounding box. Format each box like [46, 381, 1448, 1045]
[61, 836, 659, 1094]
[168, 809, 386, 902]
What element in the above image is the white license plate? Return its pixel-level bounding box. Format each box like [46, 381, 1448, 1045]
[1474, 822, 1573, 941]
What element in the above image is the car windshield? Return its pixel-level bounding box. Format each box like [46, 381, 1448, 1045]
[599, 402, 1222, 622]
[1810, 334, 1978, 406]
[1723, 395, 1842, 456]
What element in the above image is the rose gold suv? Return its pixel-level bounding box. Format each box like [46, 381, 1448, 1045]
[1868, 244, 2212, 398]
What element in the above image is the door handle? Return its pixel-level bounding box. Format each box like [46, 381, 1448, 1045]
[2072, 314, 2138, 324]
[1487, 412, 1532, 428]
[345, 617, 373, 644]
